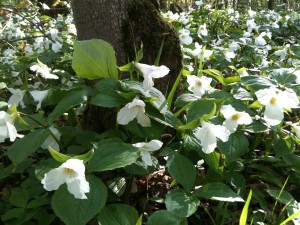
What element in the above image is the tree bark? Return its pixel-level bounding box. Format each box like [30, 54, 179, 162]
[71, 0, 183, 131]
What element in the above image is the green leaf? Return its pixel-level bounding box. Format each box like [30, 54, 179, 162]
[91, 78, 127, 107]
[7, 129, 51, 164]
[165, 189, 200, 217]
[52, 175, 107, 225]
[265, 189, 295, 205]
[74, 149, 94, 163]
[47, 89, 89, 123]
[174, 94, 198, 107]
[98, 204, 139, 225]
[168, 153, 196, 192]
[9, 188, 29, 208]
[193, 182, 244, 202]
[186, 99, 216, 123]
[48, 146, 71, 162]
[241, 75, 276, 91]
[239, 189, 252, 225]
[72, 39, 118, 80]
[218, 132, 249, 163]
[147, 210, 188, 225]
[87, 138, 139, 172]
[203, 69, 225, 85]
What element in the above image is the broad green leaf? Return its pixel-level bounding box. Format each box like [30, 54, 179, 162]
[47, 89, 89, 123]
[239, 189, 252, 225]
[7, 129, 51, 164]
[193, 182, 244, 202]
[168, 153, 196, 192]
[203, 69, 225, 85]
[241, 75, 276, 91]
[186, 99, 216, 123]
[174, 93, 198, 107]
[147, 210, 188, 225]
[9, 188, 29, 208]
[87, 138, 139, 172]
[72, 39, 118, 80]
[218, 132, 249, 163]
[265, 189, 295, 205]
[52, 175, 107, 225]
[165, 189, 200, 217]
[91, 78, 127, 107]
[98, 204, 139, 225]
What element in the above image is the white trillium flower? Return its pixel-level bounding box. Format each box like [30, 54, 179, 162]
[41, 127, 61, 151]
[0, 111, 22, 143]
[135, 63, 170, 92]
[117, 97, 151, 127]
[197, 24, 208, 37]
[255, 32, 267, 46]
[274, 45, 289, 61]
[224, 51, 236, 62]
[291, 123, 300, 139]
[186, 75, 212, 98]
[41, 159, 90, 199]
[30, 90, 49, 111]
[255, 87, 299, 126]
[8, 88, 26, 108]
[194, 121, 230, 154]
[220, 105, 253, 133]
[133, 140, 163, 166]
[30, 60, 59, 79]
[179, 28, 193, 45]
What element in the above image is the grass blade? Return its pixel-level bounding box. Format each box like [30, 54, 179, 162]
[240, 189, 252, 225]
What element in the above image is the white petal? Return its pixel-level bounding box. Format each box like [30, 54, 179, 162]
[264, 104, 284, 126]
[255, 88, 277, 105]
[194, 126, 217, 154]
[6, 121, 18, 142]
[117, 105, 139, 125]
[238, 113, 253, 125]
[66, 176, 90, 199]
[132, 142, 145, 148]
[220, 105, 236, 119]
[0, 124, 8, 142]
[41, 127, 61, 151]
[30, 90, 49, 111]
[149, 65, 170, 78]
[61, 159, 86, 176]
[41, 167, 66, 191]
[279, 90, 299, 108]
[223, 119, 239, 133]
[143, 73, 154, 92]
[136, 110, 151, 127]
[214, 124, 230, 142]
[144, 140, 163, 151]
[141, 150, 153, 166]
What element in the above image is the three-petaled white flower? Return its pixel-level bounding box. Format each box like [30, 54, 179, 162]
[291, 123, 300, 139]
[41, 126, 61, 151]
[41, 159, 90, 199]
[0, 111, 22, 143]
[30, 90, 49, 111]
[220, 105, 253, 133]
[255, 87, 299, 126]
[133, 140, 163, 166]
[135, 63, 170, 92]
[186, 75, 212, 98]
[8, 88, 26, 108]
[194, 121, 230, 154]
[117, 96, 151, 127]
[30, 59, 58, 79]
[179, 28, 193, 45]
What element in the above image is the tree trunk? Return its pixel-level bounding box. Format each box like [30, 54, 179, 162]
[268, 0, 274, 9]
[71, 0, 183, 131]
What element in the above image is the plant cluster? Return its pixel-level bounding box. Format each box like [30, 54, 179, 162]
[1, 1, 300, 225]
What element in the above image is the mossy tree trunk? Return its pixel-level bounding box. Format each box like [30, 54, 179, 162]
[71, 0, 183, 132]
